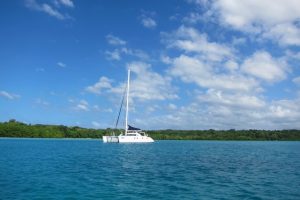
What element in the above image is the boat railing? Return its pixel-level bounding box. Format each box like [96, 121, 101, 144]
[126, 130, 148, 137]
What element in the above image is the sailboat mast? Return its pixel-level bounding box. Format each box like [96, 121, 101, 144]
[125, 69, 130, 135]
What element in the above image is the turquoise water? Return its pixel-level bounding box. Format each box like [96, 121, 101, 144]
[0, 139, 299, 199]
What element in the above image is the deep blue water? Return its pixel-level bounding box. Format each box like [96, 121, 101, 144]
[0, 139, 299, 200]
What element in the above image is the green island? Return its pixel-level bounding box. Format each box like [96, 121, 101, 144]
[1, 119, 300, 141]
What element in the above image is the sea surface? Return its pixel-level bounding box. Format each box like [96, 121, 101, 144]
[0, 138, 299, 200]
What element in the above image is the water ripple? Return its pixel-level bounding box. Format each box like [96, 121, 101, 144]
[0, 139, 299, 199]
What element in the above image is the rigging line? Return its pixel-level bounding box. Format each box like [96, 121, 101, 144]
[114, 84, 127, 129]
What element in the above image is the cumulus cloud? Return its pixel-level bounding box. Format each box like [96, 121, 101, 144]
[269, 99, 300, 119]
[57, 62, 66, 68]
[25, 0, 65, 20]
[105, 50, 121, 60]
[183, 12, 203, 24]
[210, 0, 300, 46]
[224, 60, 238, 72]
[106, 34, 127, 46]
[285, 50, 300, 60]
[241, 51, 289, 82]
[0, 91, 20, 100]
[105, 47, 149, 61]
[104, 34, 149, 61]
[140, 96, 300, 130]
[163, 26, 234, 62]
[140, 11, 157, 29]
[169, 54, 259, 92]
[163, 26, 259, 93]
[58, 0, 74, 8]
[168, 103, 177, 110]
[124, 62, 178, 101]
[141, 17, 157, 28]
[86, 77, 113, 95]
[85, 62, 177, 102]
[25, 0, 73, 20]
[131, 0, 300, 130]
[198, 89, 266, 109]
[263, 23, 300, 46]
[74, 100, 89, 111]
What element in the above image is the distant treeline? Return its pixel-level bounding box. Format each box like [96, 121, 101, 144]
[1, 119, 300, 140]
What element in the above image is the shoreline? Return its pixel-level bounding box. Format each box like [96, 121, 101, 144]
[1, 120, 300, 141]
[1, 136, 300, 141]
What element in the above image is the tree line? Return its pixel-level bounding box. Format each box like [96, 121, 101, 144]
[0, 119, 300, 140]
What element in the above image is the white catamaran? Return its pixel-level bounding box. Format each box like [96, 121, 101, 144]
[102, 69, 154, 143]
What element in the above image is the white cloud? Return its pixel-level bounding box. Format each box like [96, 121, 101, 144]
[105, 50, 121, 60]
[161, 55, 172, 64]
[0, 91, 20, 100]
[210, 0, 300, 46]
[74, 100, 89, 111]
[269, 99, 300, 117]
[57, 62, 66, 68]
[141, 96, 300, 130]
[124, 62, 178, 101]
[25, 0, 65, 20]
[198, 89, 265, 109]
[139, 0, 300, 130]
[285, 50, 300, 60]
[183, 12, 203, 24]
[169, 55, 259, 92]
[224, 60, 238, 72]
[168, 103, 177, 110]
[241, 51, 289, 82]
[105, 47, 149, 61]
[86, 62, 177, 102]
[141, 17, 157, 28]
[105, 34, 148, 61]
[120, 47, 149, 60]
[42, 4, 65, 19]
[232, 37, 246, 46]
[58, 0, 74, 8]
[187, 0, 209, 6]
[86, 77, 113, 94]
[25, 0, 74, 20]
[106, 34, 127, 46]
[263, 23, 300, 46]
[164, 26, 234, 62]
[213, 0, 300, 29]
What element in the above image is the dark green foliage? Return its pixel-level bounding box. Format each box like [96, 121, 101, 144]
[148, 129, 300, 140]
[0, 120, 300, 140]
[0, 120, 105, 138]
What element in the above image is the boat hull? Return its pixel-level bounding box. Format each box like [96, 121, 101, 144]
[118, 135, 154, 143]
[103, 136, 119, 143]
[102, 135, 154, 143]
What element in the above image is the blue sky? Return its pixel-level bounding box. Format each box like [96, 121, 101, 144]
[1, 0, 300, 130]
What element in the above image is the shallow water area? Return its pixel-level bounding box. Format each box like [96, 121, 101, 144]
[0, 138, 299, 199]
